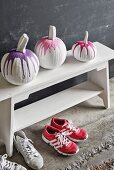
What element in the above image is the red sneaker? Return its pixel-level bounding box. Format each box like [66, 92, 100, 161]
[42, 125, 79, 156]
[51, 117, 88, 142]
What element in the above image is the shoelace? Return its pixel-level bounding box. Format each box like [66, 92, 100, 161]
[21, 137, 39, 158]
[0, 154, 15, 170]
[54, 132, 70, 148]
[67, 120, 80, 132]
[62, 120, 80, 134]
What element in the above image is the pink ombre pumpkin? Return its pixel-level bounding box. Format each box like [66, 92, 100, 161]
[34, 25, 66, 69]
[72, 31, 97, 62]
[1, 34, 39, 85]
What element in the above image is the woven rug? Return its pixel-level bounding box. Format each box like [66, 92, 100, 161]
[63, 79, 114, 170]
[64, 131, 114, 170]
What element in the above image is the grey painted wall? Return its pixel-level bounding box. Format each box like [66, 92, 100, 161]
[0, 0, 114, 108]
[1, 0, 114, 53]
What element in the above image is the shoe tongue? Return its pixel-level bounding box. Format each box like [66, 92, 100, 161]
[55, 120, 68, 131]
[54, 128, 59, 135]
[16, 135, 24, 142]
[61, 120, 68, 129]
[15, 131, 27, 140]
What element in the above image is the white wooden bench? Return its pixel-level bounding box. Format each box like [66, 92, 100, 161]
[0, 42, 113, 157]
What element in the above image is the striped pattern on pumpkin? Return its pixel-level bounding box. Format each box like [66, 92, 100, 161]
[1, 49, 39, 85]
[72, 31, 97, 62]
[1, 34, 39, 85]
[34, 26, 66, 69]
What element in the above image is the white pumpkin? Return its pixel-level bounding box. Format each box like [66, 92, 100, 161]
[72, 31, 97, 62]
[34, 25, 67, 69]
[1, 34, 39, 85]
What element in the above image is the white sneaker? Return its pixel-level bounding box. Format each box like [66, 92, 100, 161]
[0, 154, 26, 170]
[14, 131, 43, 170]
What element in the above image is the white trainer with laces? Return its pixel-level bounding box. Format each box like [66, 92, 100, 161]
[14, 131, 43, 170]
[0, 154, 26, 170]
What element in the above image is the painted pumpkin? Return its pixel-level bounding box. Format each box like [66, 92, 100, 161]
[72, 31, 97, 62]
[1, 34, 39, 85]
[34, 25, 66, 69]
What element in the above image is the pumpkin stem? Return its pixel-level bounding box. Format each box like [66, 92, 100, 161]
[84, 31, 88, 44]
[17, 33, 29, 52]
[48, 25, 56, 40]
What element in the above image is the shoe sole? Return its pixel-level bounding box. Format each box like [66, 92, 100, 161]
[42, 134, 79, 156]
[68, 134, 88, 142]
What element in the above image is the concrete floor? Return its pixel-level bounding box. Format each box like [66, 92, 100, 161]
[1, 78, 114, 170]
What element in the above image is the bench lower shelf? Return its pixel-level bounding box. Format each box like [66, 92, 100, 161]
[14, 81, 103, 132]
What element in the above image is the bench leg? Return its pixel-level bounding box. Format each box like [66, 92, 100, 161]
[0, 98, 14, 157]
[88, 62, 110, 109]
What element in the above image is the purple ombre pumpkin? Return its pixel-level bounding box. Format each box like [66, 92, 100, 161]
[1, 34, 39, 85]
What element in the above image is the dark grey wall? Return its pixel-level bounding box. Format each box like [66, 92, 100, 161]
[1, 0, 114, 54]
[0, 0, 114, 108]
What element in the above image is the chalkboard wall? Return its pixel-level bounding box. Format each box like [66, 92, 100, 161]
[0, 0, 114, 108]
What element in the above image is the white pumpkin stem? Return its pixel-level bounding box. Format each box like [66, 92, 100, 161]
[17, 33, 29, 52]
[84, 31, 88, 44]
[48, 25, 56, 40]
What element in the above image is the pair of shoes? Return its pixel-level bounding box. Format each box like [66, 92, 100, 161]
[42, 117, 88, 156]
[0, 154, 26, 170]
[14, 131, 43, 170]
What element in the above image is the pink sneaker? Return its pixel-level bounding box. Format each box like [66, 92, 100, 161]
[51, 117, 88, 142]
[42, 125, 79, 156]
